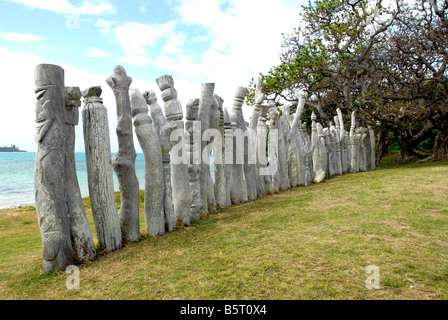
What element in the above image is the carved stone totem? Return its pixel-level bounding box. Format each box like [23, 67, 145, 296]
[34, 64, 75, 272]
[256, 103, 270, 195]
[336, 108, 347, 174]
[224, 107, 234, 206]
[268, 106, 281, 193]
[230, 86, 249, 203]
[253, 78, 267, 195]
[213, 94, 227, 209]
[290, 96, 306, 188]
[198, 83, 217, 213]
[130, 88, 165, 236]
[314, 122, 327, 183]
[186, 98, 203, 220]
[82, 86, 122, 252]
[369, 126, 376, 170]
[144, 90, 176, 231]
[106, 66, 140, 242]
[240, 96, 258, 202]
[156, 75, 191, 226]
[278, 105, 290, 191]
[64, 87, 96, 262]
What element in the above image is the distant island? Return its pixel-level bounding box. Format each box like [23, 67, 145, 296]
[0, 144, 26, 152]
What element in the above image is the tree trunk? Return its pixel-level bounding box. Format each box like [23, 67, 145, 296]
[432, 131, 448, 160]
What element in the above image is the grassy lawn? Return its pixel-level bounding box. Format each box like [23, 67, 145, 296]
[1, 153, 447, 299]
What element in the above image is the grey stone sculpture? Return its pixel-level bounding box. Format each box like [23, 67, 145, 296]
[330, 121, 342, 175]
[34, 64, 75, 272]
[302, 140, 315, 186]
[336, 108, 348, 174]
[224, 107, 234, 206]
[106, 66, 140, 242]
[256, 103, 270, 195]
[290, 96, 306, 188]
[240, 97, 258, 202]
[186, 98, 203, 220]
[230, 86, 249, 203]
[64, 87, 96, 262]
[130, 88, 165, 236]
[82, 86, 122, 252]
[213, 94, 227, 209]
[278, 105, 290, 191]
[346, 130, 352, 173]
[314, 122, 327, 183]
[198, 83, 217, 213]
[253, 78, 267, 195]
[144, 90, 176, 232]
[268, 106, 281, 193]
[369, 126, 376, 170]
[156, 75, 191, 226]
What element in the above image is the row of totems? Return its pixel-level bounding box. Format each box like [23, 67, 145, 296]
[34, 64, 376, 272]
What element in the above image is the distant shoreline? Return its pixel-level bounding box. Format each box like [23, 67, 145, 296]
[0, 148, 27, 152]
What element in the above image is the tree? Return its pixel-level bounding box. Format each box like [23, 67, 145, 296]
[248, 0, 448, 161]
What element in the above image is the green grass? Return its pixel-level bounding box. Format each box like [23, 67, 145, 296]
[1, 152, 447, 299]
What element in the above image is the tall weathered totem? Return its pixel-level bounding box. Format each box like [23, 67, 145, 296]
[156, 75, 191, 227]
[106, 65, 140, 242]
[186, 98, 203, 220]
[64, 87, 96, 262]
[224, 107, 234, 206]
[130, 88, 165, 236]
[213, 94, 227, 209]
[82, 86, 122, 252]
[230, 86, 249, 203]
[198, 83, 217, 213]
[144, 90, 176, 232]
[34, 64, 75, 272]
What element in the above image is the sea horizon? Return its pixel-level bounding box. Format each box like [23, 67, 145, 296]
[0, 152, 215, 210]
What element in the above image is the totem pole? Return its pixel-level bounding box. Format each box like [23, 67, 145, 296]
[224, 107, 234, 206]
[130, 88, 165, 236]
[213, 94, 227, 209]
[230, 86, 249, 203]
[198, 83, 217, 213]
[106, 65, 140, 242]
[144, 90, 176, 232]
[314, 122, 327, 183]
[156, 75, 191, 226]
[82, 86, 122, 252]
[253, 78, 267, 195]
[368, 126, 376, 170]
[34, 64, 74, 272]
[64, 87, 96, 261]
[186, 98, 203, 220]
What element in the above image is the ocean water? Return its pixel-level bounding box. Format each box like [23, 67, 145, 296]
[0, 152, 215, 209]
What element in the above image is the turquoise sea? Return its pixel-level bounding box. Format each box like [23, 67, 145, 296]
[0, 152, 215, 209]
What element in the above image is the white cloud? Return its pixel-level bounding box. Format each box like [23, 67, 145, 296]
[82, 47, 112, 58]
[0, 32, 45, 43]
[162, 0, 302, 114]
[8, 0, 116, 15]
[112, 21, 175, 58]
[96, 18, 114, 36]
[190, 35, 208, 43]
[162, 34, 185, 55]
[0, 47, 42, 153]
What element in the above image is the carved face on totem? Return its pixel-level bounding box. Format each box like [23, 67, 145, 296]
[35, 86, 59, 144]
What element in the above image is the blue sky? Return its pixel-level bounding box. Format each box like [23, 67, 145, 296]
[0, 0, 302, 152]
